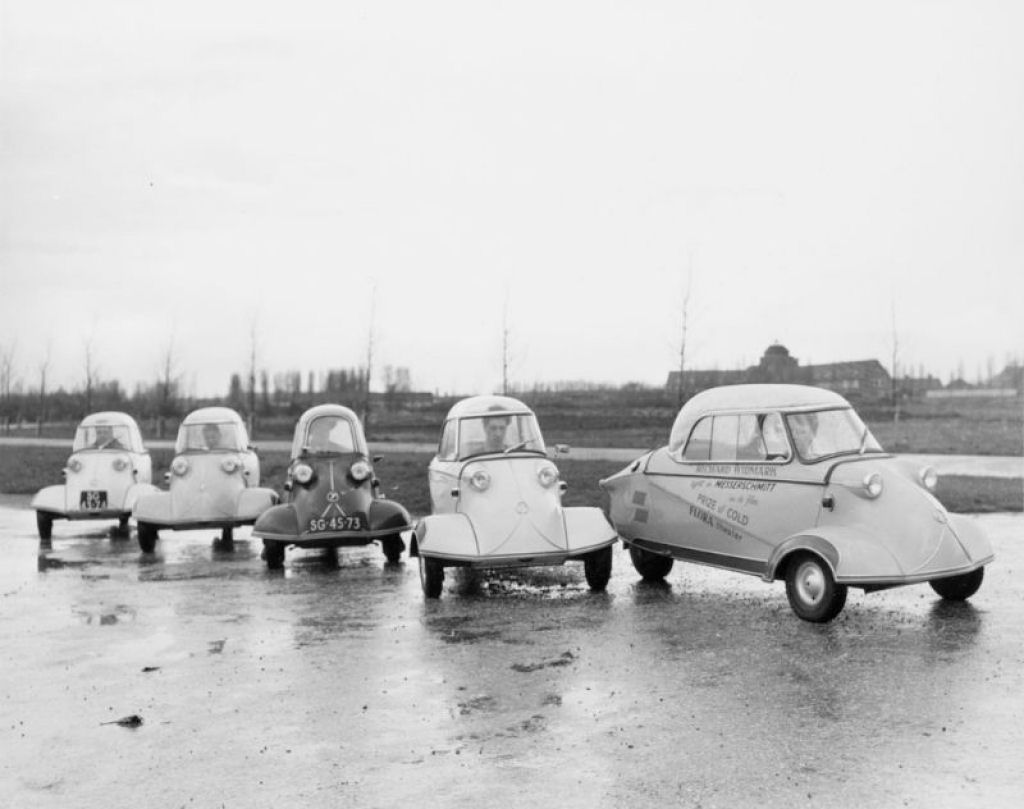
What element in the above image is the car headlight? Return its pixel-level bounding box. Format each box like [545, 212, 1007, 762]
[862, 471, 883, 499]
[112, 457, 129, 472]
[537, 463, 559, 488]
[469, 468, 491, 492]
[293, 463, 314, 485]
[171, 456, 190, 477]
[919, 466, 938, 491]
[221, 457, 239, 474]
[349, 460, 371, 482]
[67, 458, 83, 474]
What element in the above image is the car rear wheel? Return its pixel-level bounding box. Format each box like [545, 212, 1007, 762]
[36, 511, 53, 542]
[785, 554, 847, 623]
[381, 535, 404, 564]
[263, 541, 285, 570]
[584, 545, 613, 591]
[137, 522, 158, 553]
[629, 545, 674, 581]
[930, 567, 984, 601]
[115, 516, 131, 537]
[419, 556, 444, 598]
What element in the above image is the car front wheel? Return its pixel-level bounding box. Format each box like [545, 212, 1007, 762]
[381, 535, 404, 564]
[137, 522, 158, 553]
[263, 541, 285, 570]
[36, 511, 54, 542]
[930, 567, 984, 601]
[584, 545, 613, 591]
[629, 545, 674, 581]
[785, 554, 847, 623]
[419, 556, 444, 598]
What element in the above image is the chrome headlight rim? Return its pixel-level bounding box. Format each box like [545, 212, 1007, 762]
[220, 457, 240, 474]
[468, 467, 492, 492]
[862, 471, 883, 499]
[349, 460, 372, 482]
[67, 457, 83, 474]
[919, 466, 938, 491]
[112, 456, 129, 472]
[537, 463, 559, 488]
[293, 463, 315, 485]
[171, 456, 190, 477]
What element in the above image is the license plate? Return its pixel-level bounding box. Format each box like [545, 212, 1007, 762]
[80, 490, 108, 510]
[307, 515, 363, 533]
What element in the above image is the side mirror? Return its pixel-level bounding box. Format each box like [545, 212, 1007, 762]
[284, 481, 293, 492]
[555, 444, 571, 455]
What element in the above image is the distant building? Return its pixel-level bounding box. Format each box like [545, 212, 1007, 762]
[667, 344, 893, 401]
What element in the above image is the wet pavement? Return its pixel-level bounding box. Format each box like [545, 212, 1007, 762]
[1, 496, 1022, 808]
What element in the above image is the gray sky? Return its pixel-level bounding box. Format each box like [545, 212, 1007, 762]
[2, 0, 1022, 397]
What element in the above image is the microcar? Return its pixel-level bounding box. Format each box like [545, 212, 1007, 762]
[413, 395, 617, 597]
[601, 384, 993, 622]
[252, 404, 412, 569]
[132, 407, 277, 552]
[31, 411, 157, 542]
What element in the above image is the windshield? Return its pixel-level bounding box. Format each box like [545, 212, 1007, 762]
[176, 422, 246, 453]
[785, 408, 883, 462]
[302, 416, 357, 455]
[73, 423, 134, 452]
[458, 413, 545, 459]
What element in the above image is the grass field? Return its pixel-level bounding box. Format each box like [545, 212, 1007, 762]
[3, 444, 1019, 515]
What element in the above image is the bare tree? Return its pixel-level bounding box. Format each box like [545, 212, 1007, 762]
[363, 282, 377, 429]
[83, 334, 98, 414]
[501, 289, 510, 396]
[0, 339, 16, 434]
[156, 338, 180, 439]
[36, 342, 52, 437]
[676, 260, 694, 407]
[889, 301, 900, 423]
[248, 320, 258, 435]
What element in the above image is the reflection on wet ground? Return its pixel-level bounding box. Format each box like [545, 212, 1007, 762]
[0, 504, 1022, 808]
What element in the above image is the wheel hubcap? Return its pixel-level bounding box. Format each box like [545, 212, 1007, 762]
[796, 562, 825, 605]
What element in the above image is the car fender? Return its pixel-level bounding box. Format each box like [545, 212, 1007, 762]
[132, 491, 173, 523]
[562, 506, 617, 553]
[947, 514, 994, 563]
[31, 485, 67, 515]
[252, 502, 300, 539]
[237, 487, 279, 521]
[415, 513, 479, 558]
[123, 483, 160, 513]
[368, 498, 412, 533]
[767, 525, 903, 583]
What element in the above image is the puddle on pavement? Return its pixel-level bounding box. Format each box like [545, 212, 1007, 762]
[74, 603, 137, 625]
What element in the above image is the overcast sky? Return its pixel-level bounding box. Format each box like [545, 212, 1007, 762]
[2, 1, 1022, 398]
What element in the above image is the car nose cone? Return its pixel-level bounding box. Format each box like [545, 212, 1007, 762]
[516, 501, 529, 515]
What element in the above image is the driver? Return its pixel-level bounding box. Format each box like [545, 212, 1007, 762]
[91, 424, 124, 450]
[789, 412, 821, 460]
[202, 423, 223, 450]
[482, 413, 510, 453]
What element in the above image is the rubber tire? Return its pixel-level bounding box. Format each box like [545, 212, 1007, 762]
[785, 553, 847, 623]
[36, 511, 54, 542]
[264, 541, 285, 570]
[221, 526, 234, 544]
[584, 545, 613, 591]
[419, 556, 444, 598]
[116, 515, 131, 537]
[381, 535, 404, 564]
[930, 567, 984, 601]
[137, 522, 158, 553]
[629, 545, 674, 581]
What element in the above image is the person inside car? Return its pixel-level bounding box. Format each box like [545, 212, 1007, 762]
[306, 417, 349, 453]
[202, 423, 223, 450]
[91, 424, 125, 450]
[482, 413, 511, 453]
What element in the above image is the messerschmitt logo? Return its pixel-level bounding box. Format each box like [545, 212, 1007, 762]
[321, 462, 348, 518]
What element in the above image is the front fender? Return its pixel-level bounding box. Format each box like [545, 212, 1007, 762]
[368, 498, 413, 533]
[123, 483, 160, 513]
[563, 506, 617, 555]
[415, 513, 479, 559]
[948, 514, 994, 563]
[132, 491, 173, 523]
[237, 487, 279, 520]
[31, 485, 67, 515]
[252, 503, 300, 539]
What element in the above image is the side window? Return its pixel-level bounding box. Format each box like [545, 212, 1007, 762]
[437, 421, 457, 461]
[761, 413, 791, 461]
[681, 417, 712, 461]
[710, 414, 740, 461]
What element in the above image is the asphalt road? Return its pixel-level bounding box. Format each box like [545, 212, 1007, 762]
[1, 500, 1021, 808]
